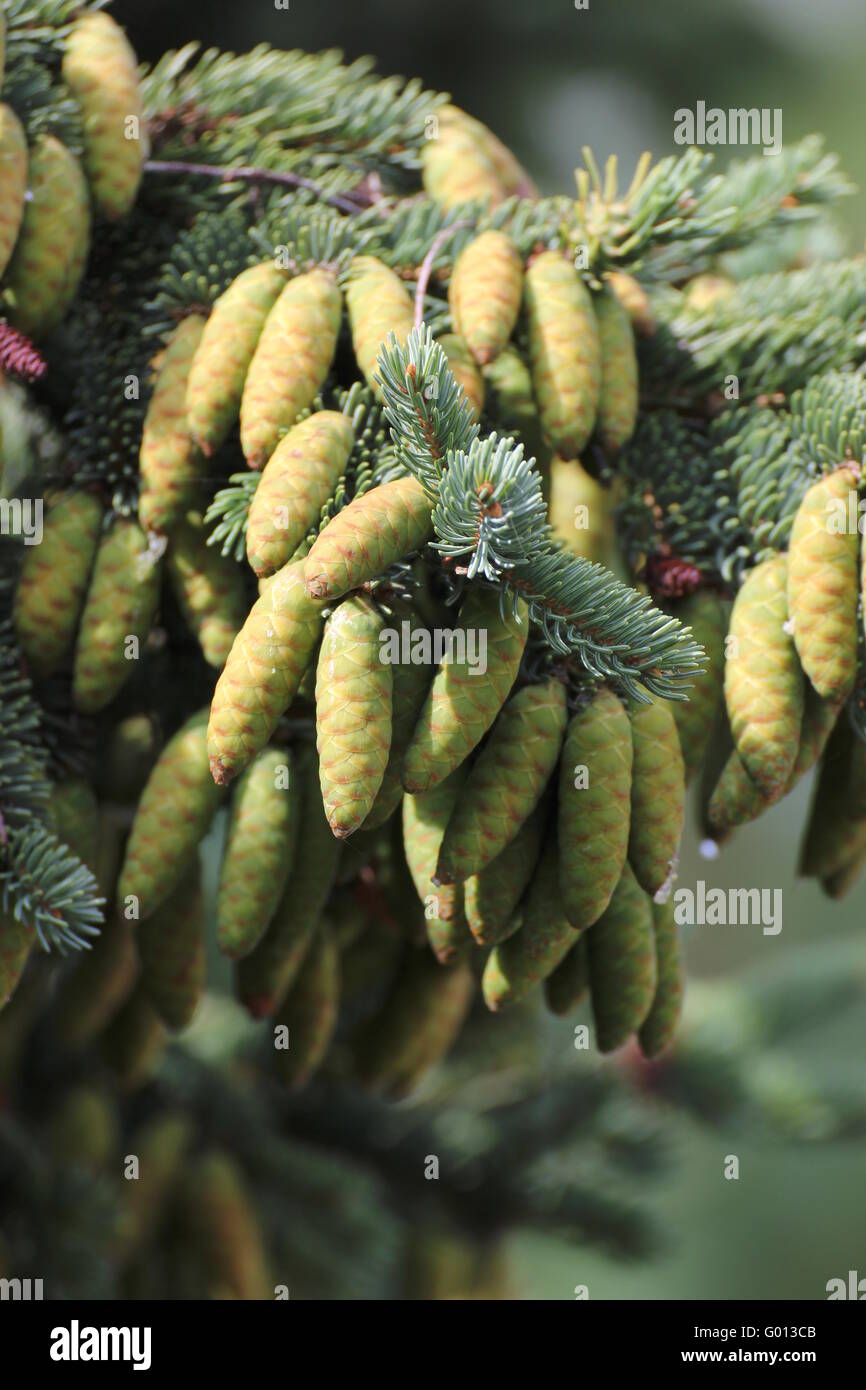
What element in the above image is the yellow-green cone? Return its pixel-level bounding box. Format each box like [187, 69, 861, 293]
[402, 767, 469, 964]
[14, 490, 103, 677]
[667, 591, 727, 783]
[303, 476, 433, 601]
[0, 104, 27, 277]
[246, 410, 354, 577]
[316, 595, 392, 836]
[240, 268, 342, 468]
[605, 270, 656, 337]
[637, 896, 684, 1058]
[217, 747, 299, 959]
[4, 135, 90, 339]
[184, 1153, 272, 1300]
[137, 861, 206, 1030]
[72, 519, 162, 714]
[544, 935, 590, 1017]
[593, 285, 639, 455]
[402, 584, 529, 794]
[437, 333, 485, 421]
[362, 605, 434, 830]
[558, 687, 632, 929]
[273, 924, 339, 1090]
[345, 255, 415, 395]
[421, 105, 507, 209]
[549, 456, 617, 566]
[51, 777, 100, 872]
[436, 678, 567, 883]
[725, 552, 804, 799]
[464, 796, 547, 947]
[627, 694, 685, 896]
[787, 467, 859, 701]
[207, 561, 326, 785]
[587, 863, 657, 1054]
[118, 710, 225, 920]
[356, 949, 475, 1097]
[482, 838, 579, 1010]
[138, 315, 207, 534]
[186, 262, 286, 456]
[449, 230, 523, 366]
[524, 250, 601, 459]
[166, 515, 249, 668]
[61, 11, 147, 221]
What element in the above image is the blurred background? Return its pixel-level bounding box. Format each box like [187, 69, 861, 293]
[99, 0, 866, 1298]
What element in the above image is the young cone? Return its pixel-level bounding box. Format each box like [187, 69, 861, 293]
[437, 333, 485, 421]
[436, 677, 567, 884]
[61, 11, 146, 221]
[637, 895, 684, 1058]
[593, 284, 639, 455]
[207, 561, 326, 785]
[72, 519, 162, 714]
[239, 268, 342, 468]
[118, 710, 225, 921]
[605, 271, 656, 337]
[558, 686, 633, 929]
[402, 584, 529, 794]
[137, 861, 206, 1031]
[549, 456, 616, 565]
[464, 796, 547, 947]
[362, 604, 434, 829]
[0, 104, 27, 277]
[0, 909, 36, 1012]
[448, 230, 523, 366]
[99, 985, 166, 1090]
[236, 747, 341, 1018]
[138, 316, 207, 534]
[51, 778, 100, 873]
[14, 491, 103, 677]
[4, 135, 90, 339]
[345, 255, 415, 395]
[166, 516, 249, 668]
[725, 551, 804, 799]
[787, 466, 859, 701]
[627, 694, 686, 897]
[246, 410, 354, 577]
[544, 935, 590, 1017]
[587, 863, 657, 1054]
[273, 923, 340, 1090]
[186, 262, 285, 456]
[316, 595, 393, 836]
[402, 767, 470, 964]
[185, 1153, 272, 1301]
[356, 949, 475, 1097]
[421, 105, 506, 209]
[667, 591, 727, 783]
[217, 748, 299, 959]
[524, 250, 601, 459]
[303, 476, 433, 600]
[482, 837, 579, 1010]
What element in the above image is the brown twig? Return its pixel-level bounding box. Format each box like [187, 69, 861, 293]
[143, 159, 367, 216]
[413, 221, 471, 329]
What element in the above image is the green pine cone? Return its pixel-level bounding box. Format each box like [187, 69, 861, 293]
[0, 103, 27, 277]
[316, 595, 393, 836]
[100, 984, 166, 1091]
[482, 838, 579, 1010]
[448, 230, 523, 366]
[72, 519, 162, 714]
[436, 677, 567, 884]
[464, 795, 547, 947]
[138, 861, 206, 1031]
[402, 767, 469, 964]
[558, 686, 632, 929]
[54, 913, 137, 1046]
[524, 250, 601, 459]
[544, 935, 590, 1017]
[14, 490, 103, 677]
[725, 552, 804, 799]
[138, 315, 207, 534]
[0, 908, 36, 1012]
[587, 862, 657, 1054]
[421, 105, 508, 209]
[119, 1113, 193, 1256]
[667, 591, 727, 783]
[184, 1153, 272, 1300]
[235, 747, 341, 1018]
[361, 605, 434, 830]
[4, 135, 90, 339]
[437, 333, 485, 422]
[303, 477, 433, 601]
[345, 255, 415, 395]
[186, 262, 286, 456]
[273, 923, 340, 1090]
[217, 747, 299, 959]
[637, 895, 684, 1058]
[239, 267, 342, 468]
[627, 694, 686, 896]
[246, 411, 354, 577]
[166, 515, 249, 668]
[118, 709, 225, 920]
[402, 584, 529, 794]
[356, 948, 475, 1097]
[61, 11, 146, 221]
[207, 561, 325, 785]
[821, 826, 866, 898]
[787, 466, 859, 702]
[593, 284, 639, 455]
[51, 777, 100, 873]
[799, 718, 865, 879]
